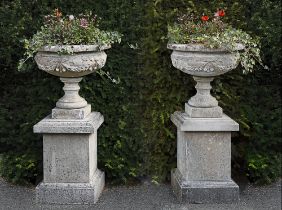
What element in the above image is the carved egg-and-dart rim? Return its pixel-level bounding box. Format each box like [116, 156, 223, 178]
[35, 44, 111, 78]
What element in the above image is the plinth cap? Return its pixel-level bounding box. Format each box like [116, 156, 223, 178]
[33, 112, 104, 134]
[171, 111, 239, 132]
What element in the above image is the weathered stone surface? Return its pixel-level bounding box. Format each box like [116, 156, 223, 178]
[35, 45, 110, 78]
[36, 169, 105, 205]
[43, 133, 97, 183]
[52, 104, 91, 119]
[34, 112, 104, 134]
[171, 111, 239, 132]
[176, 131, 231, 181]
[171, 169, 239, 204]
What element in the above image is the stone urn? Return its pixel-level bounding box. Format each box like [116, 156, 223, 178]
[35, 44, 110, 118]
[167, 43, 243, 118]
[33, 44, 110, 204]
[168, 43, 243, 204]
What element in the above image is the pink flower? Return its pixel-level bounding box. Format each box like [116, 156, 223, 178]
[80, 18, 89, 28]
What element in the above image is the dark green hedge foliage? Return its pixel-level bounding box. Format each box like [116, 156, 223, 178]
[0, 0, 281, 185]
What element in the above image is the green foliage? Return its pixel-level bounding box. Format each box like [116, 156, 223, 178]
[247, 153, 281, 184]
[0, 153, 39, 185]
[0, 0, 281, 185]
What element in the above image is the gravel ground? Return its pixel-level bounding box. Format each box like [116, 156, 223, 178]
[0, 178, 281, 210]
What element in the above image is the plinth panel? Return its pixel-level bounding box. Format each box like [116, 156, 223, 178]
[177, 131, 231, 181]
[43, 133, 97, 183]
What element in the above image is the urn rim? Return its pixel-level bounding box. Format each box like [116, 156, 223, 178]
[167, 43, 244, 52]
[38, 44, 111, 53]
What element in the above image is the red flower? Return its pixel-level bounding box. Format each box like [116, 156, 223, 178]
[215, 9, 225, 17]
[201, 15, 209, 21]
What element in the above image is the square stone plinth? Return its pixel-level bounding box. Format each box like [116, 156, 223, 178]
[171, 111, 239, 204]
[34, 112, 104, 204]
[36, 170, 105, 205]
[171, 169, 239, 204]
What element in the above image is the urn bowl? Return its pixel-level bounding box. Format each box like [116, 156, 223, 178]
[35, 45, 111, 77]
[167, 44, 244, 77]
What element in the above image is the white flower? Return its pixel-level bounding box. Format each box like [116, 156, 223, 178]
[69, 15, 74, 21]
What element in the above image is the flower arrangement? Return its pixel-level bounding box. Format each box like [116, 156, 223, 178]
[18, 9, 122, 70]
[168, 9, 266, 73]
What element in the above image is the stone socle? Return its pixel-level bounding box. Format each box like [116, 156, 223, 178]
[171, 169, 239, 204]
[36, 169, 105, 204]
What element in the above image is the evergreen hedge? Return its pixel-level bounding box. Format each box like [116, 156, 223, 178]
[0, 0, 281, 185]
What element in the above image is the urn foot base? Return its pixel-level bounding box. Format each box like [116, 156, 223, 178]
[52, 104, 91, 119]
[185, 103, 223, 118]
[36, 170, 105, 205]
[171, 169, 239, 204]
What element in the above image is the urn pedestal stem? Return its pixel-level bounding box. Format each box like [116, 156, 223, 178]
[185, 76, 223, 118]
[56, 77, 87, 109]
[188, 76, 217, 108]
